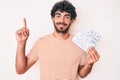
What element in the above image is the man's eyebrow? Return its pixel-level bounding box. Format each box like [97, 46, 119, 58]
[55, 12, 71, 17]
[65, 14, 71, 17]
[55, 12, 61, 15]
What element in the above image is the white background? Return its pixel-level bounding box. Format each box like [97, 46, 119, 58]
[0, 0, 120, 80]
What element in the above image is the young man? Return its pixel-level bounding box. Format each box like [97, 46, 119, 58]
[15, 0, 100, 80]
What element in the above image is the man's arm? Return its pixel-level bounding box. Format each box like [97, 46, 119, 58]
[15, 18, 36, 74]
[78, 47, 100, 78]
[78, 63, 93, 78]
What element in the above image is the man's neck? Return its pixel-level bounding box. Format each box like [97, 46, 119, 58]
[52, 31, 70, 40]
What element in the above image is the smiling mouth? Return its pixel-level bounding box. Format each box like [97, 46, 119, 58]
[56, 22, 67, 26]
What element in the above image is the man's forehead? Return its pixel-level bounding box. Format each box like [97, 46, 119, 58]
[55, 10, 71, 15]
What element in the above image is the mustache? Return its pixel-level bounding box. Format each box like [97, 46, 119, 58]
[56, 22, 67, 26]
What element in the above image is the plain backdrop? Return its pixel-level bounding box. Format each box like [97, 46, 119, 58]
[0, 0, 120, 80]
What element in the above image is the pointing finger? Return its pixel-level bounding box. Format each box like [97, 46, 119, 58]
[23, 18, 27, 28]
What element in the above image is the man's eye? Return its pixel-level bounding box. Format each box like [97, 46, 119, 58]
[56, 15, 60, 17]
[65, 16, 71, 19]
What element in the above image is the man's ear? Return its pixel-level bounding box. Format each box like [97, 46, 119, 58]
[71, 19, 75, 23]
[51, 17, 55, 22]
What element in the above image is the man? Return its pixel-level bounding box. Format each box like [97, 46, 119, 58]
[15, 0, 100, 80]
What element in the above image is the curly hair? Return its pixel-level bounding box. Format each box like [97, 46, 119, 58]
[51, 0, 77, 20]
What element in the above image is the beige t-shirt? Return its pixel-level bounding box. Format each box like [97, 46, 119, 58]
[27, 34, 87, 80]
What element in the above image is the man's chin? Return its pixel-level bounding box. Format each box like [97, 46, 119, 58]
[54, 25, 70, 34]
[56, 29, 68, 34]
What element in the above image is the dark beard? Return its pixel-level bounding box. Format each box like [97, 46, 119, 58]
[54, 22, 70, 34]
[54, 25, 70, 34]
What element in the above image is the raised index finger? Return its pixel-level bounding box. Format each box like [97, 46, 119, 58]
[23, 18, 27, 28]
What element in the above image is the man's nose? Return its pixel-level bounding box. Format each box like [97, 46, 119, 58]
[59, 17, 65, 23]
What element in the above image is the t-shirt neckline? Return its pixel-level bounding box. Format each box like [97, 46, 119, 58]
[50, 33, 72, 42]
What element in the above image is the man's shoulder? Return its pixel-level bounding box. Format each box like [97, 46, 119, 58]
[36, 34, 52, 42]
[32, 34, 52, 46]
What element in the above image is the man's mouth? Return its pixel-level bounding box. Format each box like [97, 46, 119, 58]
[56, 22, 67, 26]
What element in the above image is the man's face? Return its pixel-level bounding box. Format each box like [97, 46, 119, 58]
[52, 10, 73, 34]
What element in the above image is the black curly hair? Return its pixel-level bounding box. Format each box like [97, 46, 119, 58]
[51, 0, 77, 20]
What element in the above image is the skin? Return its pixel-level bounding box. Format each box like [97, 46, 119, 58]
[15, 11, 100, 78]
[52, 11, 73, 40]
[15, 18, 35, 74]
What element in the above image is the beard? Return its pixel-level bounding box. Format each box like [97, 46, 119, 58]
[54, 22, 71, 34]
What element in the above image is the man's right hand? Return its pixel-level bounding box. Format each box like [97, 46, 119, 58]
[16, 18, 29, 43]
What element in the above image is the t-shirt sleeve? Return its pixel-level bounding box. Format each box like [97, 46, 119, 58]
[79, 51, 87, 65]
[27, 39, 40, 61]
